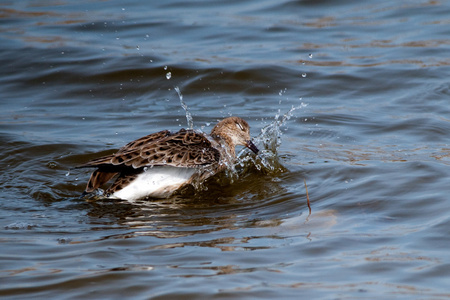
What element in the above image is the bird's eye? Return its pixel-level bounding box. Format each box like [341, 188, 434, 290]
[236, 123, 244, 131]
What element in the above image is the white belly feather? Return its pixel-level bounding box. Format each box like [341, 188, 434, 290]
[111, 166, 197, 201]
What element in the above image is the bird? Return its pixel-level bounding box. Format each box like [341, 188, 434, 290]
[75, 116, 259, 201]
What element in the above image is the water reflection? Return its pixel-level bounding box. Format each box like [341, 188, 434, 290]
[81, 172, 291, 238]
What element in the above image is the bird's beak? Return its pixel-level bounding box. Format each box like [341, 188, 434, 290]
[246, 140, 259, 154]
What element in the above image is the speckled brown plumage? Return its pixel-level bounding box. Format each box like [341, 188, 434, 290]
[76, 116, 259, 198]
[77, 129, 221, 170]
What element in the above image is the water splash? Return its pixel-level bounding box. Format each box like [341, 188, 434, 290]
[174, 86, 194, 129]
[173, 92, 306, 180]
[238, 103, 308, 173]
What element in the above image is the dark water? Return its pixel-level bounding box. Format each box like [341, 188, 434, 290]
[1, 0, 450, 298]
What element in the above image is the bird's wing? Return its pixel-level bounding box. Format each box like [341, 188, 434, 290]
[76, 129, 220, 170]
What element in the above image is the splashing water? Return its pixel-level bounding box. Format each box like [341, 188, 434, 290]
[174, 86, 194, 129]
[237, 103, 308, 173]
[173, 87, 306, 175]
[172, 89, 307, 188]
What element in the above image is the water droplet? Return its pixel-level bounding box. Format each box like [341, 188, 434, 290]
[166, 72, 171, 79]
[136, 45, 140, 50]
[308, 53, 313, 58]
[121, 8, 125, 11]
[47, 161, 58, 169]
[302, 73, 307, 78]
[65, 171, 70, 177]
[164, 66, 168, 70]
[61, 51, 64, 55]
